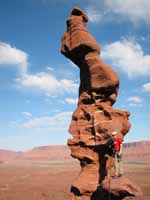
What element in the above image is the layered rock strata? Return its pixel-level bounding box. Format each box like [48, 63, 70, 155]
[61, 7, 143, 200]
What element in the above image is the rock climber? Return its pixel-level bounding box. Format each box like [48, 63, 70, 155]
[112, 131, 123, 177]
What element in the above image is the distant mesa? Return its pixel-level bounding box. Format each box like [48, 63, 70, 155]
[0, 145, 73, 163]
[0, 141, 149, 163]
[0, 149, 21, 162]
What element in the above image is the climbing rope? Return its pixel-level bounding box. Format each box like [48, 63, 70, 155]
[108, 175, 111, 200]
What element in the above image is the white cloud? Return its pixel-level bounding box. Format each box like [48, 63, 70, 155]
[128, 103, 143, 107]
[60, 79, 78, 92]
[0, 42, 28, 73]
[22, 111, 72, 128]
[102, 39, 150, 78]
[16, 72, 78, 96]
[46, 66, 54, 71]
[65, 98, 78, 104]
[142, 83, 150, 92]
[127, 96, 142, 103]
[105, 0, 150, 25]
[127, 96, 143, 107]
[22, 112, 32, 118]
[9, 121, 18, 127]
[86, 6, 102, 24]
[85, 0, 150, 25]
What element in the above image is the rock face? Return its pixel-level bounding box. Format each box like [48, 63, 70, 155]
[61, 7, 143, 200]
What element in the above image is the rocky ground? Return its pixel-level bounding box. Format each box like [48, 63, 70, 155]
[0, 142, 149, 200]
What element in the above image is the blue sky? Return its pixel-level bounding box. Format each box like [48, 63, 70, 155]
[0, 0, 150, 151]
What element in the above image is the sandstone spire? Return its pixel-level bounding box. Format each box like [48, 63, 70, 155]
[61, 7, 143, 200]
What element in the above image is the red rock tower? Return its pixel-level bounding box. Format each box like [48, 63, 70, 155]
[61, 7, 143, 200]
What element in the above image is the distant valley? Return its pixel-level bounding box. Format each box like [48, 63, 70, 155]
[0, 141, 150, 163]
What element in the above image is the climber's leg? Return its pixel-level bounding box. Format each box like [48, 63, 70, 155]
[115, 154, 118, 176]
[118, 154, 123, 176]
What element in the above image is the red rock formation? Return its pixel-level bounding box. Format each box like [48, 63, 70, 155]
[61, 7, 143, 200]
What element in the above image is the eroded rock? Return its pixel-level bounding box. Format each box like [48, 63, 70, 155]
[61, 7, 143, 200]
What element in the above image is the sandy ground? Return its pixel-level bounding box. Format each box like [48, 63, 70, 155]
[0, 158, 149, 200]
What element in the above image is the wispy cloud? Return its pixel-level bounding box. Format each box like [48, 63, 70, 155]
[105, 0, 150, 25]
[65, 98, 78, 104]
[86, 6, 103, 24]
[127, 96, 142, 103]
[22, 112, 32, 118]
[102, 39, 150, 78]
[127, 96, 143, 107]
[85, 0, 150, 25]
[142, 83, 150, 92]
[16, 72, 78, 96]
[22, 111, 72, 128]
[46, 66, 54, 71]
[0, 42, 28, 74]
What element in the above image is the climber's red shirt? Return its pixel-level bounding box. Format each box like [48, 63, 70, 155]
[114, 137, 123, 152]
